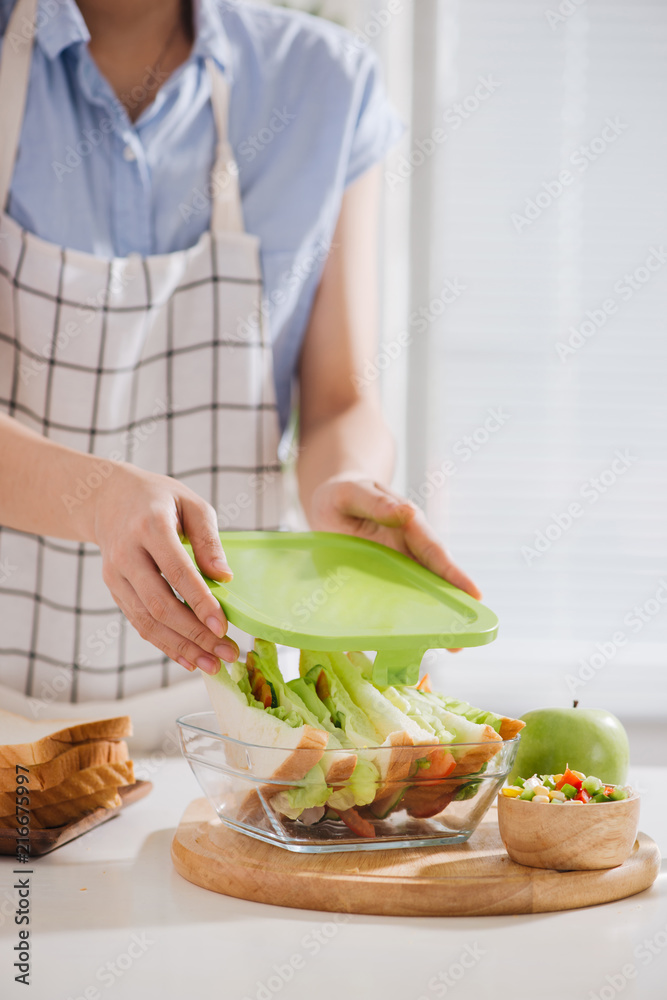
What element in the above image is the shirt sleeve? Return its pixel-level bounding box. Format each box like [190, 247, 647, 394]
[343, 44, 405, 188]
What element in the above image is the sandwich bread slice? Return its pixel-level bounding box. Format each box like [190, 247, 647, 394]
[0, 710, 131, 767]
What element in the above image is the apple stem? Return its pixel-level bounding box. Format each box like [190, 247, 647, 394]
[573, 700, 579, 708]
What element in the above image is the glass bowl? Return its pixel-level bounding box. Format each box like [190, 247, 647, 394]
[177, 712, 520, 853]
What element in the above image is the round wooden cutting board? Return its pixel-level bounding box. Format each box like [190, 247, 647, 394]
[171, 798, 661, 917]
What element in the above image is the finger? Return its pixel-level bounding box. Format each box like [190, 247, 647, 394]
[128, 550, 239, 662]
[147, 512, 229, 639]
[109, 574, 238, 675]
[403, 515, 482, 600]
[181, 496, 233, 582]
[335, 479, 417, 528]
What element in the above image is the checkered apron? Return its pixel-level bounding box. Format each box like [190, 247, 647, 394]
[0, 0, 284, 705]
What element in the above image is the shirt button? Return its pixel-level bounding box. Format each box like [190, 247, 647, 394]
[123, 144, 136, 162]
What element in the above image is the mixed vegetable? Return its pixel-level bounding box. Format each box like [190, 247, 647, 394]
[502, 766, 631, 804]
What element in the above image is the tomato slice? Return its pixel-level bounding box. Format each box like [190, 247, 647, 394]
[403, 786, 457, 819]
[334, 807, 376, 839]
[417, 748, 456, 784]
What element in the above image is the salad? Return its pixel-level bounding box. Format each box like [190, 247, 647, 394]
[502, 766, 631, 804]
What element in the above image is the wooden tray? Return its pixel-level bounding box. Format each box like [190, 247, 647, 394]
[0, 780, 152, 857]
[171, 798, 661, 916]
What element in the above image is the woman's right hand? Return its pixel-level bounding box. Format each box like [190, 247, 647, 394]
[93, 463, 238, 674]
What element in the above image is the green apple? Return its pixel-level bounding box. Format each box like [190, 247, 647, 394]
[508, 704, 629, 785]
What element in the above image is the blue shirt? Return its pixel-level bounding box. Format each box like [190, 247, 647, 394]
[1, 0, 403, 429]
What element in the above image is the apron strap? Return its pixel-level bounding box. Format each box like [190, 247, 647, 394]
[205, 58, 245, 234]
[0, 0, 38, 213]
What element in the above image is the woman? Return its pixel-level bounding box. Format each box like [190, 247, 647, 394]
[0, 0, 478, 733]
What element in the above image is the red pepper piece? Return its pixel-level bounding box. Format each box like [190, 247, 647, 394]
[556, 767, 583, 791]
[575, 788, 591, 803]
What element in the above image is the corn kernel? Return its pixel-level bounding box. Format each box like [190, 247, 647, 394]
[532, 794, 551, 803]
[501, 787, 523, 798]
[533, 785, 551, 797]
[549, 790, 566, 802]
[554, 774, 564, 783]
[571, 770, 586, 781]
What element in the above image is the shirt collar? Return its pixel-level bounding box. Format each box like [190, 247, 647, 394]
[34, 0, 230, 69]
[192, 0, 230, 70]
[35, 0, 90, 60]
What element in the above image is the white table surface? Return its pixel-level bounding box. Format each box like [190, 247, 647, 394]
[1, 759, 665, 1000]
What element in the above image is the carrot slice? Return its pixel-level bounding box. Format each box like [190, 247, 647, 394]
[416, 674, 432, 693]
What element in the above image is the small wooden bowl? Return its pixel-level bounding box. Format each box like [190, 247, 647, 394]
[497, 792, 640, 871]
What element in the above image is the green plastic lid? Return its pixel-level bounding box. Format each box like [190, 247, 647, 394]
[184, 531, 498, 686]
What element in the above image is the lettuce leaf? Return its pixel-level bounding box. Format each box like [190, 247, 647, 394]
[253, 641, 345, 742]
[287, 677, 354, 748]
[326, 756, 379, 812]
[271, 764, 331, 820]
[433, 695, 503, 734]
[326, 652, 437, 744]
[299, 651, 378, 746]
[394, 686, 496, 745]
[384, 686, 454, 742]
[226, 661, 302, 727]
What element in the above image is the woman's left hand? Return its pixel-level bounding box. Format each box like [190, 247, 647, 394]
[309, 475, 482, 602]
